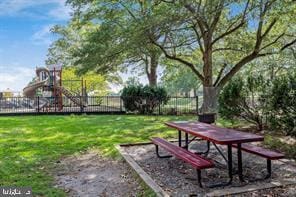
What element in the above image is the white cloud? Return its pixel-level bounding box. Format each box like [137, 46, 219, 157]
[48, 1, 72, 20]
[31, 24, 54, 45]
[0, 0, 71, 20]
[0, 66, 35, 92]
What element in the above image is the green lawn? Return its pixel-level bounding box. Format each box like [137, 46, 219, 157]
[0, 115, 293, 196]
[0, 115, 196, 196]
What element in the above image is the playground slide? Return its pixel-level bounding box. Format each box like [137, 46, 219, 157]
[23, 80, 49, 109]
[23, 68, 50, 109]
[23, 66, 86, 109]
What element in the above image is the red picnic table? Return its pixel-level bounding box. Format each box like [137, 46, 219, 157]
[165, 121, 265, 186]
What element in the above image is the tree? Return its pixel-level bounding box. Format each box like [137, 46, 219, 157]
[250, 52, 295, 81]
[161, 65, 201, 96]
[62, 67, 109, 96]
[55, 0, 163, 86]
[50, 0, 296, 112]
[268, 71, 296, 136]
[218, 75, 269, 130]
[145, 0, 296, 113]
[125, 77, 141, 87]
[47, 20, 122, 86]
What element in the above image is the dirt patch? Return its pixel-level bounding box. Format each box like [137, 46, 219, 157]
[53, 150, 145, 197]
[123, 141, 296, 196]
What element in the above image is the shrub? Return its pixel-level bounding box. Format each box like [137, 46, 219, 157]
[218, 75, 269, 130]
[121, 85, 169, 114]
[219, 71, 296, 136]
[268, 72, 296, 136]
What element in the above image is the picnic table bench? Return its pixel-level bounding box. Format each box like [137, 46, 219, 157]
[152, 137, 214, 187]
[152, 121, 284, 187]
[232, 143, 284, 178]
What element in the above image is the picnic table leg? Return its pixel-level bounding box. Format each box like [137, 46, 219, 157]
[196, 169, 203, 187]
[155, 145, 172, 158]
[227, 144, 233, 183]
[265, 159, 272, 179]
[205, 141, 210, 155]
[212, 143, 228, 164]
[237, 143, 245, 182]
[209, 144, 233, 188]
[178, 130, 182, 147]
[185, 133, 189, 150]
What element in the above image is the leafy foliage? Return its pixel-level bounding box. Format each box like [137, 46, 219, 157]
[268, 72, 296, 136]
[219, 70, 296, 135]
[121, 85, 169, 114]
[62, 67, 109, 96]
[218, 75, 269, 130]
[48, 0, 296, 113]
[161, 64, 201, 96]
[141, 0, 295, 112]
[49, 0, 162, 86]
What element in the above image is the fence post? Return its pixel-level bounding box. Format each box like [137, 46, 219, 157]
[80, 96, 83, 113]
[195, 96, 199, 115]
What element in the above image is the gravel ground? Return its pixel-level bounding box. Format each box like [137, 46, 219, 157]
[124, 141, 296, 197]
[53, 150, 145, 197]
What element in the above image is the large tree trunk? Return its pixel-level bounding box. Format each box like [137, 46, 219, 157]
[146, 53, 158, 86]
[201, 38, 217, 114]
[200, 86, 219, 114]
[147, 64, 157, 86]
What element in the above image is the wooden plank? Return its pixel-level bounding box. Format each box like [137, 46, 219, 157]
[116, 145, 170, 197]
[165, 121, 264, 145]
[232, 144, 284, 160]
[152, 137, 214, 169]
[206, 178, 296, 197]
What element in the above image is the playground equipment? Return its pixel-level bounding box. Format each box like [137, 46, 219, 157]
[23, 65, 87, 111]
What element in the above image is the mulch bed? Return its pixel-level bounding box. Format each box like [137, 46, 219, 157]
[123, 141, 296, 196]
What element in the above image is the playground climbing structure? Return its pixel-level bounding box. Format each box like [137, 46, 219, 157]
[23, 65, 87, 111]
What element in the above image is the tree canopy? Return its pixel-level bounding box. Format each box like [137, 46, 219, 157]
[62, 67, 109, 96]
[48, 0, 164, 86]
[48, 0, 296, 113]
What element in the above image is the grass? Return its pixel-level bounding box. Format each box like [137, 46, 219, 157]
[0, 115, 294, 196]
[0, 115, 196, 196]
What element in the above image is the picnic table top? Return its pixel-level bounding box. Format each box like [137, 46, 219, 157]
[165, 121, 264, 145]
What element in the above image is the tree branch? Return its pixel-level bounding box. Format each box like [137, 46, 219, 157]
[261, 19, 277, 38]
[260, 32, 285, 51]
[183, 3, 208, 36]
[280, 38, 296, 51]
[254, 0, 277, 52]
[209, 1, 224, 31]
[213, 47, 244, 53]
[214, 63, 227, 86]
[211, 21, 245, 45]
[211, 0, 249, 45]
[150, 37, 204, 81]
[216, 52, 258, 88]
[191, 23, 204, 53]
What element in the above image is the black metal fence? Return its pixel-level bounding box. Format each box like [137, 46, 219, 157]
[0, 96, 198, 116]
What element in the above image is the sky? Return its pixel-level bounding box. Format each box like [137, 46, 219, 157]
[0, 0, 71, 92]
[0, 0, 154, 93]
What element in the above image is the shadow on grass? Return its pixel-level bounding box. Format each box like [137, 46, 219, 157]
[0, 115, 195, 196]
